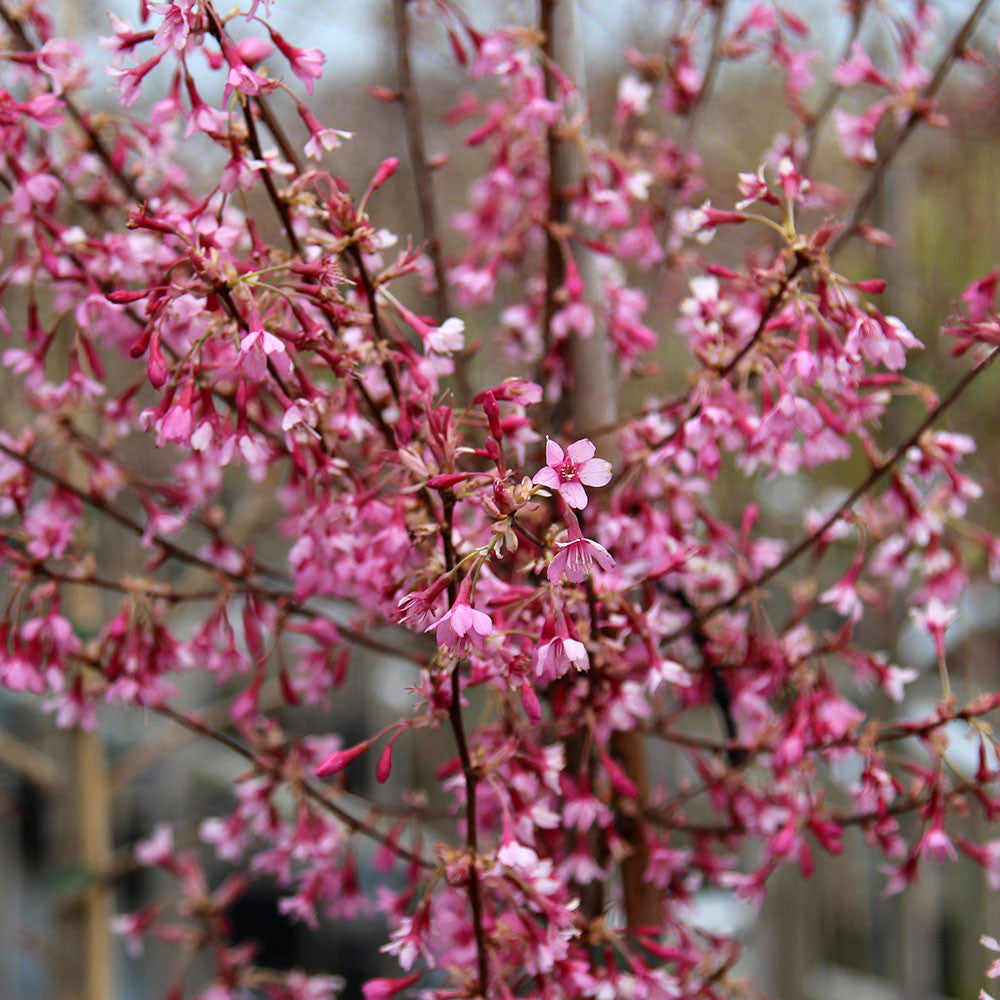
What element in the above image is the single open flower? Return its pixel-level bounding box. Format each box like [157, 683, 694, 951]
[532, 437, 612, 509]
[547, 511, 615, 583]
[425, 577, 493, 653]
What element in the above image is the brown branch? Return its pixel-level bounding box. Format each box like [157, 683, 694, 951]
[658, 777, 984, 838]
[0, 2, 143, 205]
[800, 2, 867, 177]
[0, 439, 429, 667]
[602, 252, 807, 477]
[648, 691, 1000, 763]
[829, 0, 994, 259]
[539, 0, 656, 926]
[392, 0, 471, 402]
[239, 96, 304, 257]
[152, 704, 435, 870]
[74, 649, 435, 869]
[253, 96, 305, 175]
[662, 347, 1000, 646]
[679, 0, 731, 149]
[440, 492, 490, 995]
[538, 0, 565, 401]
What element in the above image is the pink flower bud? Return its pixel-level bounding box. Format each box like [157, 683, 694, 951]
[598, 746, 640, 798]
[482, 390, 503, 441]
[108, 288, 149, 304]
[316, 739, 373, 777]
[147, 332, 168, 388]
[235, 37, 273, 67]
[376, 732, 402, 784]
[520, 681, 541, 724]
[362, 973, 422, 1000]
[370, 157, 399, 191]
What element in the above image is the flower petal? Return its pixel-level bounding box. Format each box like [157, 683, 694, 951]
[545, 438, 564, 467]
[533, 467, 560, 489]
[470, 609, 494, 636]
[578, 457, 612, 487]
[565, 438, 596, 464]
[560, 480, 588, 509]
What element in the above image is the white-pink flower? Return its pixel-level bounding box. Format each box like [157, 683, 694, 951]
[546, 512, 616, 583]
[533, 437, 612, 510]
[425, 578, 493, 652]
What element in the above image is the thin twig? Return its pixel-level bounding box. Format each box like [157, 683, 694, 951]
[392, 0, 471, 401]
[662, 347, 999, 646]
[800, 3, 867, 177]
[136, 689, 435, 869]
[829, 0, 994, 259]
[0, 2, 143, 204]
[679, 0, 731, 149]
[0, 440, 429, 666]
[440, 492, 490, 995]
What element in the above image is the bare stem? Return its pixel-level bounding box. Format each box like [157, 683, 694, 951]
[829, 0, 994, 259]
[94, 662, 435, 869]
[663, 347, 1000, 646]
[392, 0, 471, 402]
[440, 493, 490, 995]
[538, 0, 565, 406]
[800, 3, 867, 177]
[0, 440, 428, 667]
[0, 2, 143, 204]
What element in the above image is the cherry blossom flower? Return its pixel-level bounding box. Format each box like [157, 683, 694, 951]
[135, 823, 175, 868]
[909, 598, 958, 665]
[532, 437, 612, 509]
[267, 25, 325, 94]
[546, 512, 616, 583]
[425, 577, 493, 653]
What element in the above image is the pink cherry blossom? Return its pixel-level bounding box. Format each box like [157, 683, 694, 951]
[532, 437, 612, 509]
[546, 511, 616, 583]
[2, 3, 1000, 998]
[425, 578, 493, 653]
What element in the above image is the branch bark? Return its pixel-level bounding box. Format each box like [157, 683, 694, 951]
[540, 0, 657, 928]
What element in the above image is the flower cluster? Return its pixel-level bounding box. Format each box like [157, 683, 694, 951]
[0, 1, 999, 999]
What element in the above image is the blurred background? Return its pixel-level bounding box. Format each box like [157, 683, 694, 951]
[2, 1, 1000, 998]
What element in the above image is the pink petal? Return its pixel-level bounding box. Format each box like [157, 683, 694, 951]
[533, 467, 560, 489]
[560, 480, 588, 509]
[449, 604, 474, 636]
[545, 438, 564, 466]
[578, 457, 612, 487]
[470, 609, 493, 636]
[563, 638, 589, 669]
[547, 550, 569, 583]
[590, 541, 616, 573]
[565, 438, 596, 464]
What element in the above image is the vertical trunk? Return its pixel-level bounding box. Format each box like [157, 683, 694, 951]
[77, 730, 114, 1000]
[541, 0, 656, 928]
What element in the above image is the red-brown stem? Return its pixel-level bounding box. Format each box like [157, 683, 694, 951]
[0, 2, 143, 204]
[80, 653, 434, 869]
[800, 2, 867, 177]
[239, 96, 304, 257]
[679, 0, 731, 149]
[0, 439, 429, 667]
[440, 493, 490, 995]
[662, 347, 1000, 645]
[392, 0, 471, 403]
[648, 692, 1000, 760]
[538, 0, 564, 394]
[540, 0, 657, 927]
[829, 0, 994, 259]
[658, 778, 983, 839]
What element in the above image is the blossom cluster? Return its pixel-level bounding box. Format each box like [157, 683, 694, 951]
[1, 1, 1000, 999]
